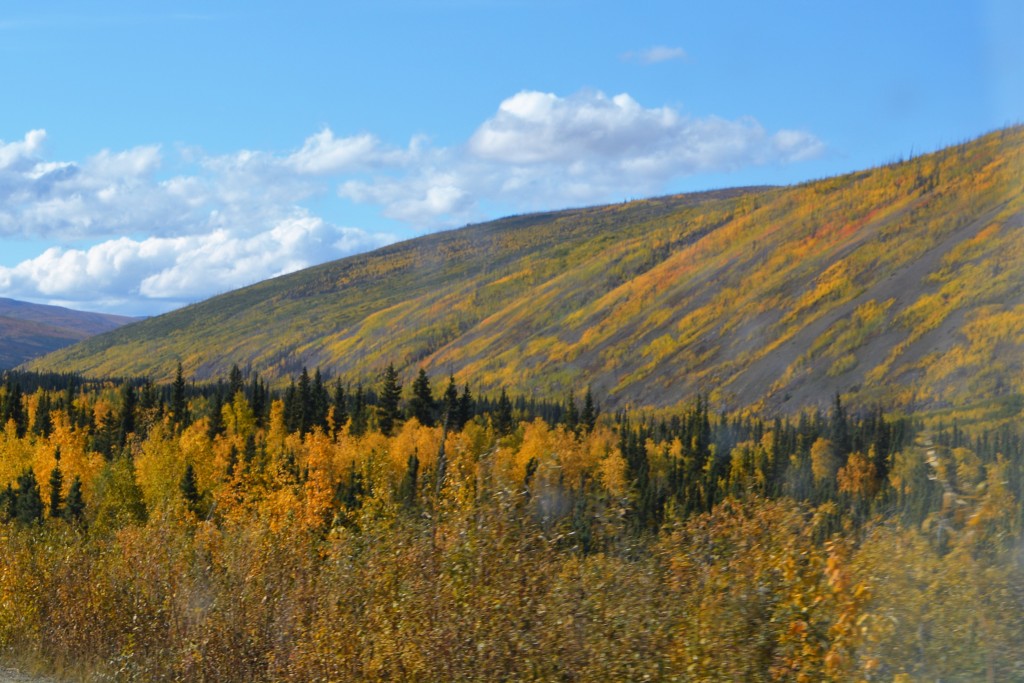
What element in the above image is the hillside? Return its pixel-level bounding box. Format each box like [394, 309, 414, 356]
[29, 126, 1024, 413]
[0, 299, 139, 369]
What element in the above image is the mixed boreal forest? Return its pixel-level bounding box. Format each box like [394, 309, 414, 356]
[1, 366, 1022, 681]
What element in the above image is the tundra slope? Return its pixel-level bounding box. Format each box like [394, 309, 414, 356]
[29, 127, 1024, 414]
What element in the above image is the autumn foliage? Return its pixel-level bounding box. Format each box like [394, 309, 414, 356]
[1, 370, 1023, 681]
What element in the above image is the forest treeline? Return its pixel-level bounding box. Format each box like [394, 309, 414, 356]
[1, 367, 1022, 681]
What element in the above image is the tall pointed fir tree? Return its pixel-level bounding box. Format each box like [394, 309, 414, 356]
[15, 469, 44, 525]
[48, 454, 64, 519]
[349, 383, 368, 436]
[180, 462, 202, 516]
[409, 368, 436, 427]
[580, 386, 598, 434]
[65, 475, 85, 523]
[494, 388, 515, 436]
[442, 375, 460, 430]
[377, 364, 403, 437]
[171, 361, 188, 430]
[563, 390, 579, 434]
[457, 383, 474, 431]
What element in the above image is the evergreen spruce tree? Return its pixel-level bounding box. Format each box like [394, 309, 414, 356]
[297, 368, 313, 435]
[349, 383, 368, 436]
[581, 386, 598, 434]
[283, 380, 300, 433]
[441, 375, 460, 430]
[180, 462, 202, 516]
[250, 373, 267, 428]
[32, 391, 52, 437]
[171, 361, 188, 430]
[397, 452, 419, 508]
[829, 393, 850, 458]
[2, 382, 27, 437]
[457, 383, 474, 431]
[312, 368, 330, 432]
[14, 469, 44, 524]
[65, 476, 85, 523]
[564, 390, 579, 434]
[409, 368, 435, 427]
[494, 388, 515, 436]
[228, 364, 244, 397]
[48, 463, 64, 519]
[377, 363, 403, 437]
[207, 390, 225, 440]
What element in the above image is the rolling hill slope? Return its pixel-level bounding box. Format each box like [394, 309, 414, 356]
[28, 126, 1024, 413]
[0, 299, 139, 369]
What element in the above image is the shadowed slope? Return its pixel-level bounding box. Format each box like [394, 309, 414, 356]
[0, 299, 139, 369]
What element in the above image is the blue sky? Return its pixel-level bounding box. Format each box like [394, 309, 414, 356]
[1, 0, 1020, 315]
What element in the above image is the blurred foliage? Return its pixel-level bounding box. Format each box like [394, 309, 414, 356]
[1, 369, 1023, 681]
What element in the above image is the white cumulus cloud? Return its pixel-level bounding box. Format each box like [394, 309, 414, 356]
[0, 214, 394, 315]
[0, 90, 822, 315]
[344, 90, 825, 226]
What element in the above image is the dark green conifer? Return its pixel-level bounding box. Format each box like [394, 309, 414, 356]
[409, 368, 435, 427]
[580, 387, 598, 434]
[283, 379, 299, 433]
[349, 383, 368, 436]
[65, 476, 85, 522]
[32, 391, 52, 437]
[171, 361, 188, 429]
[207, 390, 225, 439]
[297, 368, 313, 434]
[228, 364, 244, 397]
[180, 462, 202, 516]
[564, 390, 579, 434]
[312, 368, 330, 432]
[494, 388, 515, 436]
[377, 363, 403, 436]
[457, 383, 474, 431]
[441, 375, 460, 430]
[398, 452, 419, 508]
[250, 373, 267, 428]
[48, 463, 64, 519]
[15, 468, 44, 524]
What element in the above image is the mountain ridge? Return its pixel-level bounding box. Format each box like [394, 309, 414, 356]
[0, 298, 140, 369]
[27, 127, 1024, 414]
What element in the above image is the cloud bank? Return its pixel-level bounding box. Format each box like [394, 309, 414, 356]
[0, 90, 823, 315]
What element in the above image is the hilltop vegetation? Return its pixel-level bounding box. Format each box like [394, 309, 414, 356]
[30, 126, 1024, 416]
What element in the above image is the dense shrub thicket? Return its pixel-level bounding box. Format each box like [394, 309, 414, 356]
[1, 368, 1022, 681]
